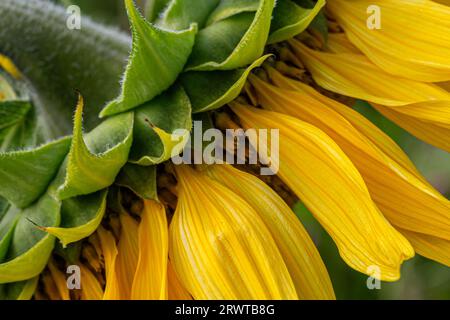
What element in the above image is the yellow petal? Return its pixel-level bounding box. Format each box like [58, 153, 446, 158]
[326, 33, 361, 54]
[399, 229, 450, 267]
[170, 165, 298, 300]
[80, 264, 103, 300]
[131, 200, 168, 300]
[0, 54, 22, 79]
[168, 261, 192, 300]
[254, 70, 450, 241]
[231, 104, 414, 281]
[42, 271, 62, 300]
[115, 214, 139, 299]
[289, 39, 450, 106]
[372, 104, 450, 152]
[205, 164, 335, 300]
[289, 39, 450, 151]
[328, 0, 450, 82]
[48, 259, 70, 300]
[97, 226, 120, 300]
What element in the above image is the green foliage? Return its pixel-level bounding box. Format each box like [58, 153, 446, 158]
[0, 0, 325, 295]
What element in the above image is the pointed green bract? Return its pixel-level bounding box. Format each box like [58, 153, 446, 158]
[0, 193, 60, 283]
[0, 137, 71, 208]
[45, 190, 108, 247]
[268, 0, 326, 44]
[130, 85, 192, 165]
[100, 0, 197, 117]
[57, 99, 133, 200]
[185, 0, 275, 71]
[181, 54, 270, 113]
[116, 164, 158, 200]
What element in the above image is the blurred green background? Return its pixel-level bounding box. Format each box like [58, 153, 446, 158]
[54, 0, 450, 300]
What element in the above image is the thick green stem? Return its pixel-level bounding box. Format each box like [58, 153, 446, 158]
[0, 0, 130, 137]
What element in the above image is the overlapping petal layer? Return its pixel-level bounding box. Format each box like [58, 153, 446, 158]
[170, 165, 298, 299]
[289, 39, 450, 151]
[205, 164, 335, 299]
[328, 0, 450, 82]
[231, 104, 414, 280]
[250, 70, 450, 242]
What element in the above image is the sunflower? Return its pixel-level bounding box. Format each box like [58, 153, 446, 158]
[0, 0, 449, 300]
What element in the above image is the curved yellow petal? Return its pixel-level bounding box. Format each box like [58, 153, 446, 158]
[289, 39, 450, 151]
[372, 104, 450, 152]
[0, 54, 22, 79]
[97, 226, 120, 300]
[42, 272, 62, 300]
[265, 68, 420, 175]
[80, 264, 103, 300]
[254, 70, 450, 242]
[115, 214, 139, 300]
[205, 164, 335, 300]
[131, 200, 168, 300]
[328, 0, 450, 82]
[48, 259, 70, 300]
[289, 39, 450, 106]
[399, 229, 450, 267]
[231, 104, 414, 281]
[168, 261, 192, 300]
[170, 165, 298, 300]
[326, 33, 361, 54]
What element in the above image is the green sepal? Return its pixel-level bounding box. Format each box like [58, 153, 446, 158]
[130, 85, 192, 165]
[268, 0, 326, 44]
[0, 101, 31, 131]
[185, 0, 275, 71]
[57, 99, 134, 200]
[145, 0, 171, 22]
[0, 193, 60, 284]
[156, 0, 219, 30]
[181, 54, 270, 113]
[0, 206, 20, 262]
[44, 190, 108, 247]
[0, 137, 71, 208]
[54, 241, 82, 265]
[116, 163, 158, 200]
[0, 277, 38, 300]
[206, 0, 259, 25]
[100, 0, 197, 117]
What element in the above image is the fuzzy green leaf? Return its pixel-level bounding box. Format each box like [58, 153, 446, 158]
[0, 137, 71, 208]
[100, 0, 197, 117]
[116, 164, 158, 200]
[268, 0, 326, 44]
[185, 0, 275, 71]
[130, 85, 191, 165]
[181, 54, 270, 113]
[44, 190, 108, 247]
[0, 193, 60, 283]
[57, 99, 133, 200]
